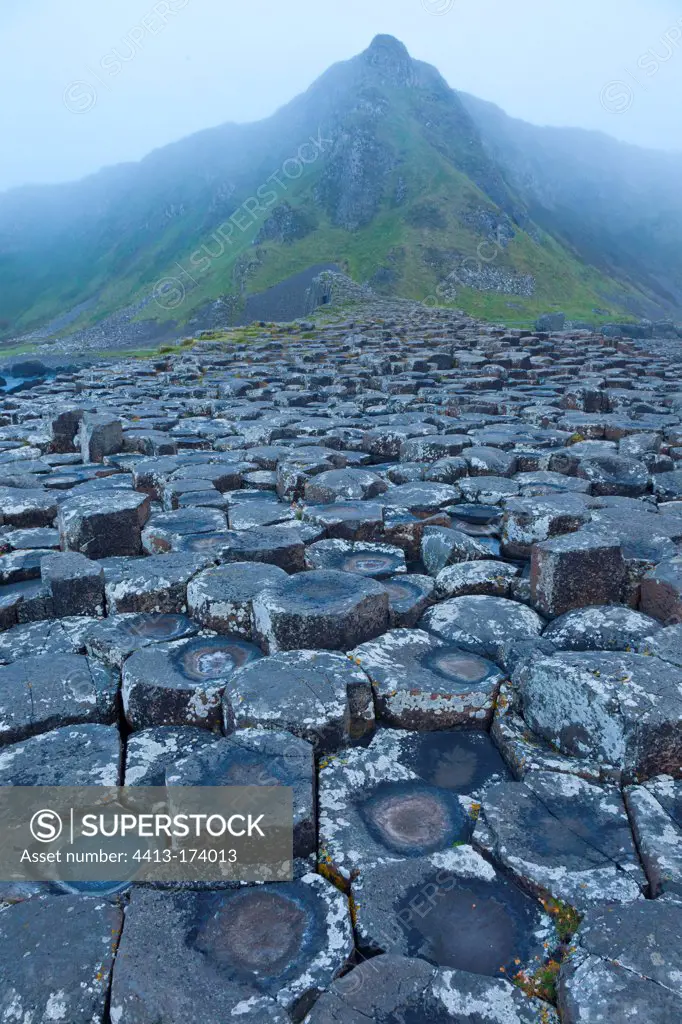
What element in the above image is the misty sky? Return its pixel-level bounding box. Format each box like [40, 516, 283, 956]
[2, 0, 681, 193]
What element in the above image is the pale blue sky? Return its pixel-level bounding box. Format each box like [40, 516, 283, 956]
[2, 0, 681, 192]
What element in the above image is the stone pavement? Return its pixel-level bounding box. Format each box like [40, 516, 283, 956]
[0, 306, 681, 1022]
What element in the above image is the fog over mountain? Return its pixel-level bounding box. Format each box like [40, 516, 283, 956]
[1, 29, 681, 348]
[3, 0, 681, 193]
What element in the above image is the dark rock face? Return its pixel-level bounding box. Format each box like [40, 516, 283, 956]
[4, 306, 682, 1018]
[307, 954, 558, 1023]
[558, 902, 682, 1023]
[352, 848, 556, 977]
[476, 771, 645, 908]
[110, 879, 352, 1021]
[515, 650, 682, 779]
[0, 896, 123, 1023]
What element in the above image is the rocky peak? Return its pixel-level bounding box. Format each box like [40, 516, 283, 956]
[361, 34, 415, 86]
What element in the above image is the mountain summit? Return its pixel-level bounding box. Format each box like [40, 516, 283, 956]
[362, 34, 415, 83]
[1, 36, 680, 345]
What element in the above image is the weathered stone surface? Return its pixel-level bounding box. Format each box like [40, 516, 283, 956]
[380, 481, 461, 514]
[48, 405, 85, 453]
[125, 725, 218, 785]
[558, 901, 682, 1023]
[625, 775, 682, 897]
[122, 636, 263, 730]
[0, 653, 118, 744]
[306, 538, 406, 578]
[8, 305, 682, 1021]
[0, 617, 93, 663]
[304, 467, 387, 503]
[640, 556, 682, 623]
[382, 572, 434, 626]
[58, 490, 150, 558]
[83, 611, 198, 667]
[166, 728, 316, 859]
[319, 745, 473, 883]
[530, 531, 625, 618]
[253, 569, 389, 652]
[577, 454, 650, 496]
[352, 847, 556, 977]
[350, 628, 503, 728]
[110, 877, 352, 1020]
[421, 525, 492, 575]
[542, 605, 660, 651]
[436, 559, 520, 599]
[0, 723, 120, 785]
[103, 552, 211, 614]
[187, 561, 287, 635]
[501, 494, 591, 559]
[40, 551, 105, 617]
[492, 680, 608, 784]
[218, 524, 307, 572]
[0, 896, 123, 1024]
[420, 595, 545, 664]
[226, 649, 374, 750]
[141, 506, 227, 553]
[0, 486, 58, 528]
[476, 771, 645, 908]
[368, 726, 511, 796]
[80, 412, 123, 462]
[305, 955, 558, 1024]
[515, 650, 682, 779]
[302, 501, 384, 541]
[638, 621, 682, 664]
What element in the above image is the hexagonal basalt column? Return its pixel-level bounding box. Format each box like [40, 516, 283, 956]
[530, 531, 625, 619]
[79, 412, 123, 462]
[187, 561, 288, 636]
[40, 552, 105, 617]
[369, 727, 511, 797]
[122, 635, 263, 730]
[253, 570, 389, 653]
[103, 552, 212, 615]
[0, 896, 122, 1024]
[625, 774, 682, 897]
[0, 653, 118, 745]
[435, 559, 520, 599]
[302, 501, 384, 541]
[218, 525, 306, 573]
[58, 490, 150, 558]
[83, 612, 198, 668]
[305, 539, 407, 579]
[542, 605, 660, 651]
[420, 596, 545, 665]
[558, 902, 682, 1023]
[383, 572, 435, 627]
[141, 507, 227, 554]
[225, 649, 374, 751]
[303, 467, 388, 503]
[352, 847, 556, 979]
[515, 650, 682, 780]
[110, 876, 353, 1021]
[125, 725, 218, 785]
[476, 771, 645, 908]
[166, 728, 315, 860]
[319, 743, 477, 885]
[0, 723, 121, 785]
[350, 628, 504, 729]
